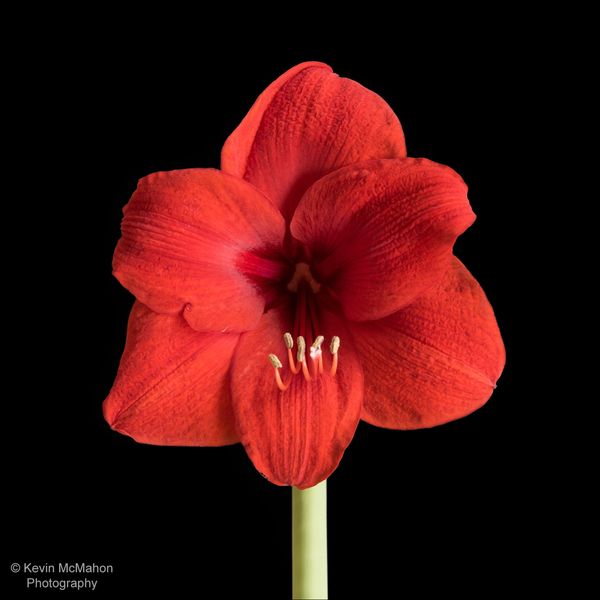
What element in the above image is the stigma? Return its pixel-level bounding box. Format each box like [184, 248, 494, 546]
[287, 263, 321, 293]
[267, 332, 341, 392]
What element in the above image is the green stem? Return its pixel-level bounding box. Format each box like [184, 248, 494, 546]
[292, 480, 328, 599]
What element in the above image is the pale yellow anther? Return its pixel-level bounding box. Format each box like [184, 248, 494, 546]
[330, 336, 340, 354]
[311, 335, 325, 351]
[268, 353, 283, 369]
[309, 336, 324, 377]
[297, 336, 306, 362]
[283, 332, 294, 349]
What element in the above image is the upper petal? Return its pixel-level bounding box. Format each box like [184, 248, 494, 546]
[103, 301, 240, 446]
[230, 305, 363, 489]
[348, 259, 505, 429]
[221, 62, 406, 221]
[291, 158, 475, 321]
[113, 169, 286, 332]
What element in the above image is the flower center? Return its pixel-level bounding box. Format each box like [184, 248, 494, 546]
[266, 263, 338, 392]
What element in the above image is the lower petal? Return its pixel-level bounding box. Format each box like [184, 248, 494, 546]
[348, 259, 505, 429]
[104, 301, 240, 445]
[230, 305, 363, 488]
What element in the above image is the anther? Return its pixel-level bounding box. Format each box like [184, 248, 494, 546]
[311, 335, 324, 352]
[283, 332, 293, 349]
[310, 336, 324, 376]
[268, 353, 283, 369]
[284, 332, 300, 374]
[297, 336, 306, 363]
[330, 335, 340, 376]
[268, 353, 289, 391]
[330, 336, 340, 354]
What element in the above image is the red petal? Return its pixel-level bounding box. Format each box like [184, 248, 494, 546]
[113, 169, 285, 332]
[103, 301, 240, 445]
[230, 305, 363, 488]
[348, 259, 505, 429]
[291, 158, 475, 321]
[221, 62, 406, 220]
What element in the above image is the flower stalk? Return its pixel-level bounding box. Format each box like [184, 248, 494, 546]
[292, 480, 328, 599]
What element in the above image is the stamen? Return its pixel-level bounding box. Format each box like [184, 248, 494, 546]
[268, 353, 289, 391]
[296, 336, 311, 381]
[267, 334, 340, 389]
[330, 336, 340, 376]
[284, 332, 300, 374]
[310, 336, 324, 377]
[297, 336, 306, 363]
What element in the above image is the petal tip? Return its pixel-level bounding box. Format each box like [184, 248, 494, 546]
[221, 62, 405, 217]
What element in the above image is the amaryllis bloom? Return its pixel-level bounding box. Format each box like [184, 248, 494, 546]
[104, 62, 505, 488]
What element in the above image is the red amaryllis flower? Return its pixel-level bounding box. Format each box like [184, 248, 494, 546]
[104, 62, 505, 488]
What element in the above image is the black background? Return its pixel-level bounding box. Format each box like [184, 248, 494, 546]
[6, 19, 551, 598]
